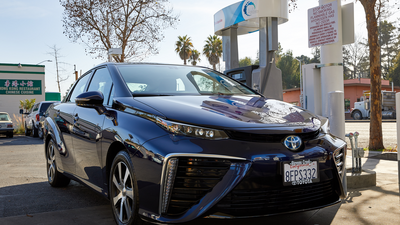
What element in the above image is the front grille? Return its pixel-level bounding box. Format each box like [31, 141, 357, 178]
[210, 179, 338, 217]
[225, 130, 319, 142]
[166, 157, 231, 216]
[333, 146, 346, 178]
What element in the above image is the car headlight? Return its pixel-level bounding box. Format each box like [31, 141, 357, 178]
[156, 117, 229, 140]
[319, 117, 330, 134]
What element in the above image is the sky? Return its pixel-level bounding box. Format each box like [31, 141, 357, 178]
[0, 0, 396, 96]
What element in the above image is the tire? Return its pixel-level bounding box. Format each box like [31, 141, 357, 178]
[38, 127, 44, 139]
[24, 123, 31, 136]
[46, 139, 70, 187]
[32, 125, 38, 137]
[109, 151, 141, 225]
[352, 111, 362, 120]
[7, 132, 13, 138]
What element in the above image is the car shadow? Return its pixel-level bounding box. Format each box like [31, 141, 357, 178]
[0, 135, 44, 146]
[0, 181, 109, 218]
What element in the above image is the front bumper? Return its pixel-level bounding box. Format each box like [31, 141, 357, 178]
[135, 133, 346, 224]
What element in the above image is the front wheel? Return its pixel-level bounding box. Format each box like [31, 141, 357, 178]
[109, 151, 141, 225]
[46, 139, 70, 187]
[38, 127, 44, 139]
[352, 111, 362, 120]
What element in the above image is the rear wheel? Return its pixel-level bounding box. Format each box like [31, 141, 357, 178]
[352, 111, 362, 120]
[7, 132, 13, 138]
[24, 123, 31, 136]
[32, 124, 38, 137]
[46, 139, 70, 187]
[109, 151, 141, 225]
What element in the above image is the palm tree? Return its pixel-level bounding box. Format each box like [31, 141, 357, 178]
[188, 49, 201, 66]
[175, 35, 193, 65]
[203, 35, 222, 70]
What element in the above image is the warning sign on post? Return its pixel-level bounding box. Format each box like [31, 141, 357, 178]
[308, 0, 339, 48]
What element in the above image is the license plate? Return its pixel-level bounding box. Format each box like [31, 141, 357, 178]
[283, 160, 319, 186]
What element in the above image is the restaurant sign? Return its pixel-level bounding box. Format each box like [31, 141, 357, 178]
[0, 79, 42, 95]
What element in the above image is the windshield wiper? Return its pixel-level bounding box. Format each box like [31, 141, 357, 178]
[131, 93, 172, 97]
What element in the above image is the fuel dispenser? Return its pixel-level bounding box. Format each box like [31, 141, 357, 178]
[225, 65, 259, 87]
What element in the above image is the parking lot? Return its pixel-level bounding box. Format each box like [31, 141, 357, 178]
[0, 121, 399, 224]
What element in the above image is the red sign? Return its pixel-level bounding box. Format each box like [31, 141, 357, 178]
[308, 0, 339, 48]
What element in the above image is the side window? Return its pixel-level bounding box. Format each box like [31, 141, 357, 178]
[32, 104, 39, 112]
[68, 73, 91, 103]
[87, 68, 113, 106]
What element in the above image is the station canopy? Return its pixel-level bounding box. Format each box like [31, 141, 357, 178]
[214, 0, 289, 36]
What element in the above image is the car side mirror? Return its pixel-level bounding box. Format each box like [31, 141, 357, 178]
[75, 91, 104, 106]
[75, 91, 106, 114]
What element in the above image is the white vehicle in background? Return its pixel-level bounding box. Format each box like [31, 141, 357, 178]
[351, 91, 396, 120]
[0, 112, 13, 138]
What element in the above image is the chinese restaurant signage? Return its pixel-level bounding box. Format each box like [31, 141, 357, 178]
[0, 79, 42, 95]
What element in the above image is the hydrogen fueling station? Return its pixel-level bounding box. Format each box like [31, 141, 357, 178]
[213, 0, 364, 214]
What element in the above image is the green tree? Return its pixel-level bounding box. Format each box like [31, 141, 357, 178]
[239, 57, 253, 67]
[379, 20, 399, 79]
[388, 52, 400, 86]
[60, 0, 178, 62]
[276, 51, 300, 89]
[175, 35, 193, 65]
[203, 35, 223, 70]
[19, 99, 36, 113]
[188, 49, 201, 66]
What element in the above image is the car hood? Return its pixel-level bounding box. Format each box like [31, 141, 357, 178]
[124, 95, 321, 133]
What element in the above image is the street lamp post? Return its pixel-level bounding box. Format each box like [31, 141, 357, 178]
[36, 60, 52, 65]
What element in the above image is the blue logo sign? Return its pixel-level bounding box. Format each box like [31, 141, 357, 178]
[284, 135, 302, 151]
[243, 1, 256, 17]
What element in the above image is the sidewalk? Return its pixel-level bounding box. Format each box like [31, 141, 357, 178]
[330, 155, 400, 225]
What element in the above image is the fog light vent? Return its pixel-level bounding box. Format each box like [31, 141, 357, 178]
[161, 158, 179, 213]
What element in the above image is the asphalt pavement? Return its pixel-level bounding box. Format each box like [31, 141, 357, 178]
[0, 135, 399, 225]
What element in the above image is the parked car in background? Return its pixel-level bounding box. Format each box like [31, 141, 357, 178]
[25, 101, 56, 137]
[44, 63, 347, 225]
[38, 102, 60, 139]
[0, 112, 13, 138]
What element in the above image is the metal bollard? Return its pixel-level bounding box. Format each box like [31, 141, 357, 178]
[353, 132, 361, 173]
[345, 133, 355, 172]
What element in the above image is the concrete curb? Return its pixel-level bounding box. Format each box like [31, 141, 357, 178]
[346, 168, 376, 189]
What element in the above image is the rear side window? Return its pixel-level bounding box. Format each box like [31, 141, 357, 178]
[39, 103, 53, 113]
[68, 73, 91, 103]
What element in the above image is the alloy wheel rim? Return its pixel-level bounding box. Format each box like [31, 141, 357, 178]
[47, 144, 56, 182]
[112, 161, 134, 223]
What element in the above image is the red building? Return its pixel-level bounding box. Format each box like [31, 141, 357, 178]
[283, 78, 400, 117]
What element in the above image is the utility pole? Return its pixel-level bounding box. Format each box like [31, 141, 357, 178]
[74, 65, 78, 80]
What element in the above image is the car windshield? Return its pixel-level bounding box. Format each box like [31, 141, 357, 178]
[117, 64, 257, 96]
[0, 113, 10, 121]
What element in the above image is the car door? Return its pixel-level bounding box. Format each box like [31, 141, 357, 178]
[53, 72, 91, 174]
[71, 67, 113, 189]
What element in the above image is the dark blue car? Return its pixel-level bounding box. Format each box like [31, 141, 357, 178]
[44, 63, 346, 225]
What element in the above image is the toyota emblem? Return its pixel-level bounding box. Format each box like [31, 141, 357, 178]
[284, 135, 302, 151]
